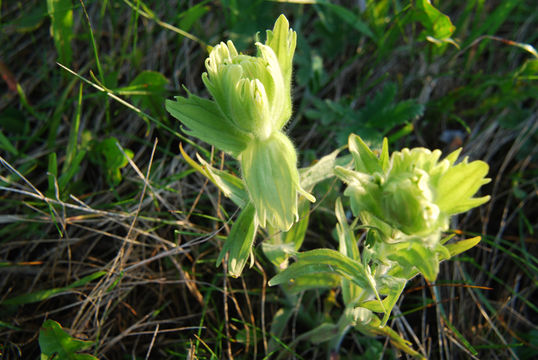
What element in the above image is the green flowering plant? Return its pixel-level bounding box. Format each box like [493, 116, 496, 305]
[166, 15, 314, 276]
[270, 134, 490, 357]
[167, 15, 491, 357]
[334, 134, 490, 280]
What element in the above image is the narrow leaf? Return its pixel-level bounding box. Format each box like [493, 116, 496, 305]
[217, 204, 258, 277]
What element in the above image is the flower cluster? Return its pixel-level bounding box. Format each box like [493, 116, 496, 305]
[336, 134, 490, 246]
[166, 15, 314, 231]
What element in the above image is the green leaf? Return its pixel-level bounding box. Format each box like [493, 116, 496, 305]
[166, 93, 250, 157]
[9, 2, 47, 33]
[0, 130, 19, 156]
[127, 71, 168, 118]
[414, 0, 456, 44]
[176, 2, 210, 44]
[358, 276, 407, 326]
[356, 316, 425, 359]
[39, 320, 97, 360]
[217, 203, 258, 277]
[268, 308, 294, 353]
[348, 134, 382, 174]
[269, 249, 378, 298]
[285, 199, 311, 252]
[47, 152, 58, 196]
[303, 322, 340, 344]
[335, 198, 360, 261]
[261, 242, 295, 270]
[241, 132, 313, 231]
[263, 200, 311, 270]
[299, 148, 343, 191]
[388, 241, 440, 281]
[47, 0, 73, 66]
[88, 138, 133, 186]
[179, 144, 249, 208]
[281, 272, 341, 293]
[1, 271, 106, 306]
[443, 236, 481, 258]
[436, 159, 491, 214]
[316, 0, 376, 41]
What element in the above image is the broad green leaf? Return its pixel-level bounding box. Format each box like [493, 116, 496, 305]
[39, 320, 97, 360]
[127, 71, 168, 118]
[414, 0, 455, 43]
[47, 0, 73, 66]
[265, 14, 296, 126]
[166, 93, 250, 157]
[261, 243, 295, 270]
[88, 138, 133, 186]
[10, 2, 47, 33]
[1, 271, 106, 306]
[241, 132, 313, 231]
[179, 144, 248, 208]
[217, 204, 258, 277]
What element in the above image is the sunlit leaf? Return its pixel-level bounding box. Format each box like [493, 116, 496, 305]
[39, 320, 97, 360]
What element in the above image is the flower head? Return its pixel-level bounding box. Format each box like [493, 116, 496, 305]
[166, 15, 314, 232]
[336, 134, 490, 239]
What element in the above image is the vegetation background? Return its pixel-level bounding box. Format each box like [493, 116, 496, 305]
[0, 0, 536, 359]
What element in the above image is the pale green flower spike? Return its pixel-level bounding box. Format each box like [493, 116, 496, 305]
[336, 134, 491, 242]
[166, 14, 314, 234]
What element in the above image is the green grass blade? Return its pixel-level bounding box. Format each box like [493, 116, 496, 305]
[1, 271, 106, 306]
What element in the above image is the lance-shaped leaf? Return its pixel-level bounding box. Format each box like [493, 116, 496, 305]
[179, 144, 249, 208]
[217, 203, 258, 277]
[348, 133, 383, 174]
[443, 236, 481, 258]
[166, 93, 250, 157]
[269, 249, 380, 304]
[335, 198, 363, 305]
